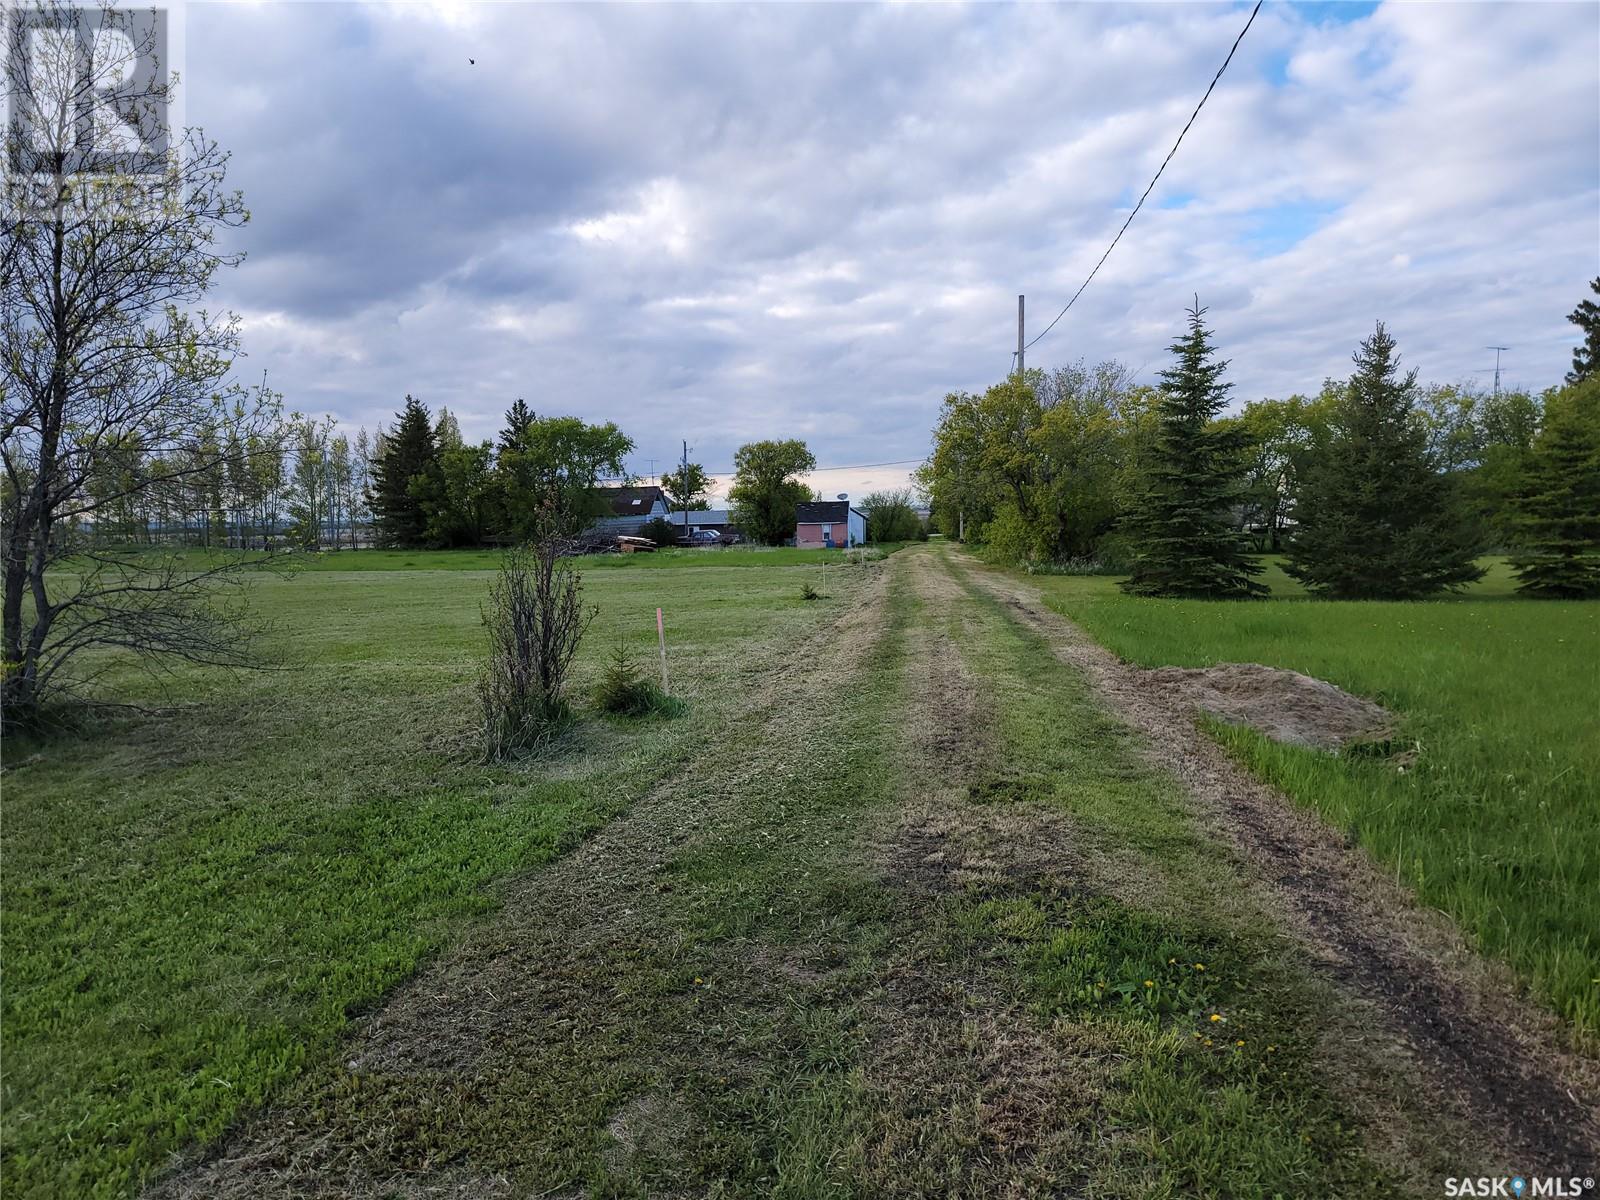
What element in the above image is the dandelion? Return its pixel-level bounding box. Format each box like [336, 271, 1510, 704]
[1203, 1038, 1213, 1046]
[693, 977, 704, 985]
[1235, 1039, 1245, 1047]
[1144, 980, 1154, 988]
[1194, 963, 1205, 971]
[1209, 1013, 1222, 1022]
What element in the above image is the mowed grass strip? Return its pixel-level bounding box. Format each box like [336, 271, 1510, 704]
[1013, 557, 1600, 1040]
[934, 551, 1429, 1196]
[0, 555, 871, 1199]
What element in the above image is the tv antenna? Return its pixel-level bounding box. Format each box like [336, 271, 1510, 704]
[1486, 346, 1509, 397]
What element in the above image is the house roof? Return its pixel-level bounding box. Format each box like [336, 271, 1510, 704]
[795, 500, 865, 523]
[597, 485, 665, 516]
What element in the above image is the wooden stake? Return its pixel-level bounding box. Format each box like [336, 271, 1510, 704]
[656, 606, 670, 694]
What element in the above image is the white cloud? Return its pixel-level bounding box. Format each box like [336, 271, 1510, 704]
[187, 0, 1598, 478]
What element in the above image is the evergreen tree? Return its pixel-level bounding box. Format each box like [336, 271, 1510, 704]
[1566, 277, 1600, 385]
[499, 399, 535, 454]
[1120, 304, 1264, 598]
[1287, 324, 1483, 598]
[370, 395, 438, 547]
[1509, 377, 1600, 597]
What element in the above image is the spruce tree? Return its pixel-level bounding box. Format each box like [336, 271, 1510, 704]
[370, 395, 438, 547]
[1286, 324, 1483, 598]
[1120, 304, 1265, 598]
[1510, 377, 1600, 597]
[1566, 277, 1600, 385]
[499, 398, 535, 454]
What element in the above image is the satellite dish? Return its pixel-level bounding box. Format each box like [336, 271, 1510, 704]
[836, 493, 848, 500]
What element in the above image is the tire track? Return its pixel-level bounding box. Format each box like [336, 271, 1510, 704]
[952, 549, 1600, 1171]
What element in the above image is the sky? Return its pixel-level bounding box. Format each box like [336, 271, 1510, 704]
[184, 0, 1600, 502]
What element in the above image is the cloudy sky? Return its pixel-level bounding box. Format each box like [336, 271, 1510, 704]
[186, 0, 1599, 501]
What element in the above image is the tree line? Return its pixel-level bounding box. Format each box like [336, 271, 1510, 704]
[919, 280, 1600, 600]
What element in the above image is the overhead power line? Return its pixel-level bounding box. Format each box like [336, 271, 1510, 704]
[1023, 0, 1264, 355]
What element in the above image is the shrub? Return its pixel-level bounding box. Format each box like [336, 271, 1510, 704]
[800, 582, 819, 601]
[640, 516, 681, 547]
[592, 642, 683, 717]
[478, 525, 594, 760]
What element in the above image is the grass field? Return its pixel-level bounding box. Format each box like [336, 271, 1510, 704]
[1016, 555, 1600, 1041]
[0, 550, 890, 1198]
[154, 543, 908, 573]
[118, 547, 1468, 1197]
[4, 543, 1592, 1197]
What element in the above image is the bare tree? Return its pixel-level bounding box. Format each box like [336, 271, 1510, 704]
[2, 2, 284, 719]
[478, 504, 595, 759]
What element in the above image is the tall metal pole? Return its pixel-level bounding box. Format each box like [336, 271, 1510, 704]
[681, 440, 690, 539]
[1487, 345, 1509, 398]
[1016, 294, 1025, 376]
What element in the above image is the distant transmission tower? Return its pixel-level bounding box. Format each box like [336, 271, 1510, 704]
[1486, 345, 1509, 397]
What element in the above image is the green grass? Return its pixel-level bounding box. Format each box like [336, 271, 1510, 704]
[0, 555, 867, 1199]
[936, 552, 1417, 1196]
[136, 542, 911, 574]
[1008, 553, 1600, 1041]
[3, 541, 1543, 1196]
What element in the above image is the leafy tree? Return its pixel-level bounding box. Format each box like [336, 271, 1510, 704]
[350, 428, 375, 548]
[918, 389, 993, 540]
[419, 441, 496, 548]
[728, 440, 816, 545]
[434, 408, 464, 452]
[1463, 388, 1543, 544]
[369, 396, 438, 547]
[1034, 362, 1136, 558]
[661, 461, 711, 512]
[1286, 323, 1484, 598]
[286, 416, 334, 548]
[1567, 277, 1600, 385]
[1225, 390, 1336, 552]
[1509, 377, 1600, 597]
[1, 3, 285, 718]
[861, 488, 922, 543]
[1120, 305, 1265, 598]
[1415, 383, 1486, 473]
[495, 415, 632, 539]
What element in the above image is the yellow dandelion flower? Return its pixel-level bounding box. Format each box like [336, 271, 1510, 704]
[1235, 1040, 1245, 1047]
[1203, 1038, 1213, 1046]
[1144, 980, 1154, 988]
[693, 977, 704, 985]
[1209, 1013, 1222, 1022]
[1194, 963, 1206, 971]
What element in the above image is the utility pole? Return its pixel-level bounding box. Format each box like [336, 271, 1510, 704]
[644, 457, 656, 485]
[681, 440, 691, 540]
[1016, 294, 1025, 377]
[1486, 345, 1509, 397]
